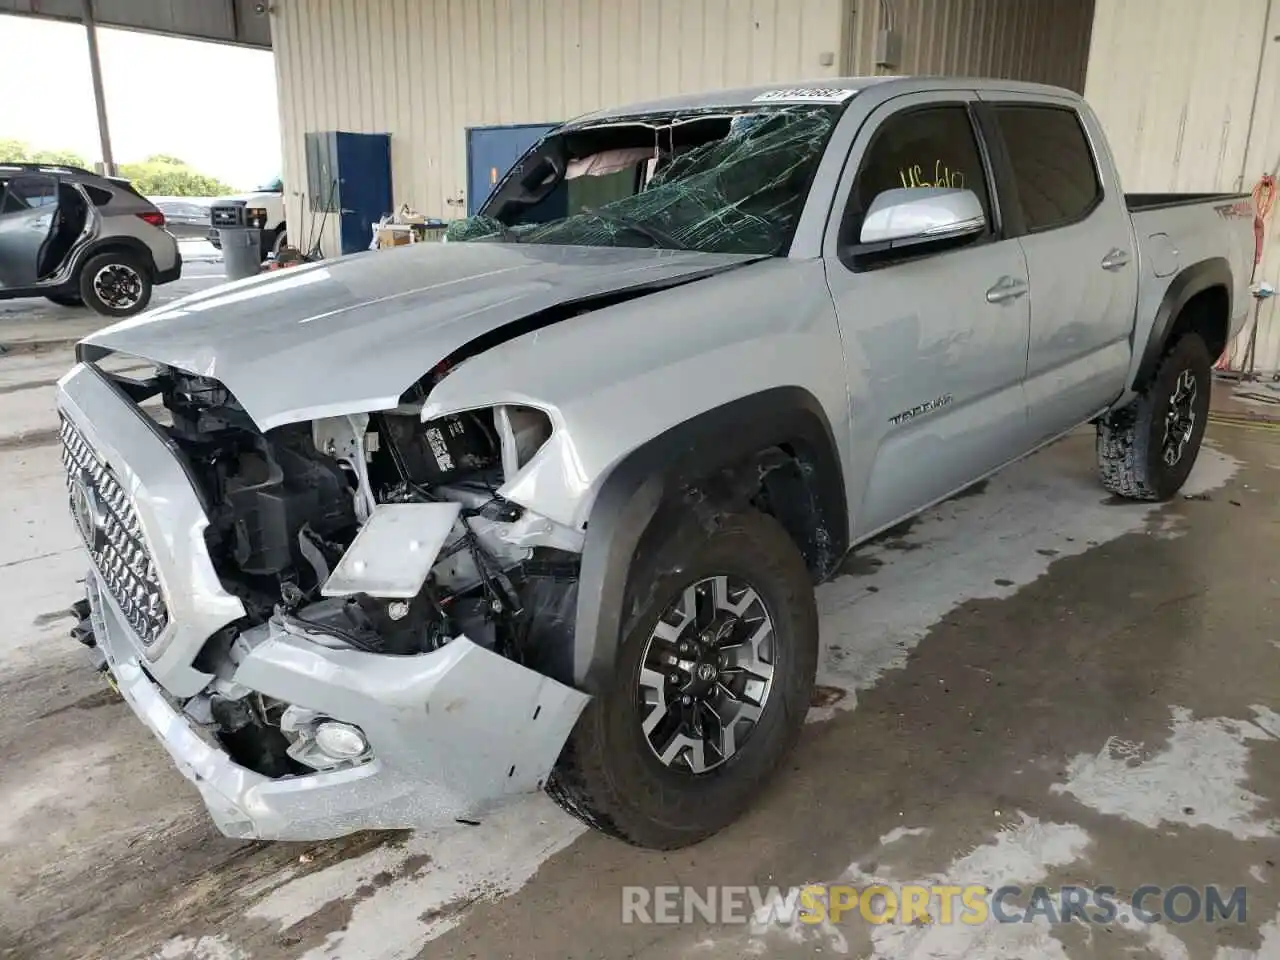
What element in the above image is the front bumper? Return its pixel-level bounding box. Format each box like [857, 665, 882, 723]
[86, 572, 590, 840]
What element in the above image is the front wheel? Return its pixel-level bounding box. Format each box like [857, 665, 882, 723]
[546, 508, 817, 849]
[78, 252, 153, 318]
[1097, 332, 1212, 501]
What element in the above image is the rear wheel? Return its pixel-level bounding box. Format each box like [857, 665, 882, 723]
[45, 293, 83, 307]
[546, 508, 817, 849]
[1097, 332, 1212, 500]
[78, 251, 152, 318]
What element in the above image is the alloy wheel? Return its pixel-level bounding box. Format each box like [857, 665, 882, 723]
[637, 574, 776, 774]
[92, 263, 143, 310]
[1161, 368, 1198, 466]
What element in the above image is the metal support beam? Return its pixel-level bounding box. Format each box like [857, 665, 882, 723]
[81, 0, 115, 175]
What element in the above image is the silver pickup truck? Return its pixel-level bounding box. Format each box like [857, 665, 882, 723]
[59, 76, 1254, 849]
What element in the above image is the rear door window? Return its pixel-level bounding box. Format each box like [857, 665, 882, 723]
[993, 105, 1101, 232]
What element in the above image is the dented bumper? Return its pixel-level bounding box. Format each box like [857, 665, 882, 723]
[86, 572, 590, 841]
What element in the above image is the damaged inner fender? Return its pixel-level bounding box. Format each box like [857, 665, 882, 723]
[118, 365, 584, 779]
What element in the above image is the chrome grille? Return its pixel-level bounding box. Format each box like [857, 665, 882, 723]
[60, 416, 169, 645]
[210, 204, 243, 227]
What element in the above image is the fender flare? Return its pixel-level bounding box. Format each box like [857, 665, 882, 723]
[569, 386, 848, 694]
[1133, 257, 1232, 389]
[69, 235, 159, 279]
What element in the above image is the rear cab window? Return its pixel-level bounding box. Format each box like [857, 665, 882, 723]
[991, 105, 1102, 232]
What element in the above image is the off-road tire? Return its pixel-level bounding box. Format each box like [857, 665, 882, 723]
[261, 227, 288, 262]
[1097, 332, 1212, 501]
[45, 293, 83, 307]
[546, 508, 818, 849]
[78, 251, 153, 318]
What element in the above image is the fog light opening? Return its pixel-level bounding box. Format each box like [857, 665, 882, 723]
[314, 720, 369, 760]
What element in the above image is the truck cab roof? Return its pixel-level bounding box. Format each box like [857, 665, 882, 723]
[564, 75, 1084, 128]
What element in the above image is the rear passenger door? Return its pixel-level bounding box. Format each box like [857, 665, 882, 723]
[823, 93, 1033, 538]
[980, 95, 1138, 441]
[0, 174, 60, 289]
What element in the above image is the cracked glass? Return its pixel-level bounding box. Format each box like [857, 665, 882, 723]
[445, 105, 841, 256]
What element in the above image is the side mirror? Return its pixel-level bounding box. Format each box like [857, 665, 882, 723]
[859, 187, 986, 247]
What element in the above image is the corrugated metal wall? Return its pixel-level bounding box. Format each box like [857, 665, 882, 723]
[1086, 0, 1280, 373]
[844, 0, 1095, 92]
[272, 0, 1097, 256]
[271, 0, 847, 254]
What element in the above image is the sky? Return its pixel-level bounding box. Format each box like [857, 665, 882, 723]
[0, 14, 280, 190]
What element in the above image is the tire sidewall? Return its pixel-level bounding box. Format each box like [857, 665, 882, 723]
[1139, 333, 1212, 498]
[79, 252, 153, 318]
[580, 512, 817, 842]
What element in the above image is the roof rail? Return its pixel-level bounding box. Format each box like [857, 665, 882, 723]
[0, 161, 98, 177]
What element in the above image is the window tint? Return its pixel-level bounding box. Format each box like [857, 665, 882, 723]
[2, 176, 58, 212]
[994, 106, 1101, 232]
[848, 104, 992, 238]
[84, 184, 113, 206]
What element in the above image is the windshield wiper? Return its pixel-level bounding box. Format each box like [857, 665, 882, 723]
[585, 208, 688, 250]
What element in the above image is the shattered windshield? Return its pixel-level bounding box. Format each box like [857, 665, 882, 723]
[445, 104, 842, 256]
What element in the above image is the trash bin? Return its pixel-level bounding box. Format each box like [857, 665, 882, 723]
[217, 226, 263, 282]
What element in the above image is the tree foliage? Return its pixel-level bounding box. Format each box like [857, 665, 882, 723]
[116, 155, 232, 197]
[0, 140, 231, 197]
[0, 138, 89, 168]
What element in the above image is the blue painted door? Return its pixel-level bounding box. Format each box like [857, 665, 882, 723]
[466, 124, 557, 216]
[335, 132, 392, 255]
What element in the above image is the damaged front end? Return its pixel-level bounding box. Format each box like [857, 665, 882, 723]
[61, 360, 590, 840]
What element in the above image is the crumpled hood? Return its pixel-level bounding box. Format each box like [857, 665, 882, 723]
[79, 242, 760, 430]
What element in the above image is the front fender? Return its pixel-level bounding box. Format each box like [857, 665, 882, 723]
[418, 258, 853, 692]
[419, 258, 853, 529]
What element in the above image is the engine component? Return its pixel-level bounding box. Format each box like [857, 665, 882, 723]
[222, 429, 355, 576]
[376, 411, 499, 485]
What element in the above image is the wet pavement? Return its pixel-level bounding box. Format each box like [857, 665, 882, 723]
[0, 364, 1278, 958]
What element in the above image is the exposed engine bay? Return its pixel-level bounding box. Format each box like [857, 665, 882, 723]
[144, 366, 581, 775]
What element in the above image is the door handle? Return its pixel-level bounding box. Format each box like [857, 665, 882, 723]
[985, 277, 1028, 304]
[1102, 248, 1131, 270]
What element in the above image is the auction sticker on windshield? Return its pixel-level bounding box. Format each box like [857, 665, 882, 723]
[752, 87, 858, 103]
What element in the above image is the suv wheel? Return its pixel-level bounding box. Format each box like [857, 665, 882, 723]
[546, 508, 817, 849]
[1097, 332, 1212, 500]
[79, 252, 153, 318]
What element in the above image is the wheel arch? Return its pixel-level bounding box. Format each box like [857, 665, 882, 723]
[1134, 257, 1232, 390]
[71, 236, 158, 280]
[570, 386, 848, 694]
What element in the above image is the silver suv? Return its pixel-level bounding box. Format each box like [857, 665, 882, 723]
[0, 163, 181, 317]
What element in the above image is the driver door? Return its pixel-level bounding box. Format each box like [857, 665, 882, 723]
[823, 93, 1033, 538]
[0, 174, 61, 289]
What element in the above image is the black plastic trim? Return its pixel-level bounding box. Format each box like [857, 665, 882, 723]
[70, 235, 159, 279]
[570, 386, 848, 693]
[972, 102, 1027, 239]
[1133, 257, 1233, 389]
[1126, 192, 1250, 212]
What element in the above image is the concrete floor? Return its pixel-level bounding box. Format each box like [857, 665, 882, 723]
[1, 281, 1278, 958]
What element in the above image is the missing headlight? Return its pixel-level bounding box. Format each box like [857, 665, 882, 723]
[372, 406, 550, 490]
